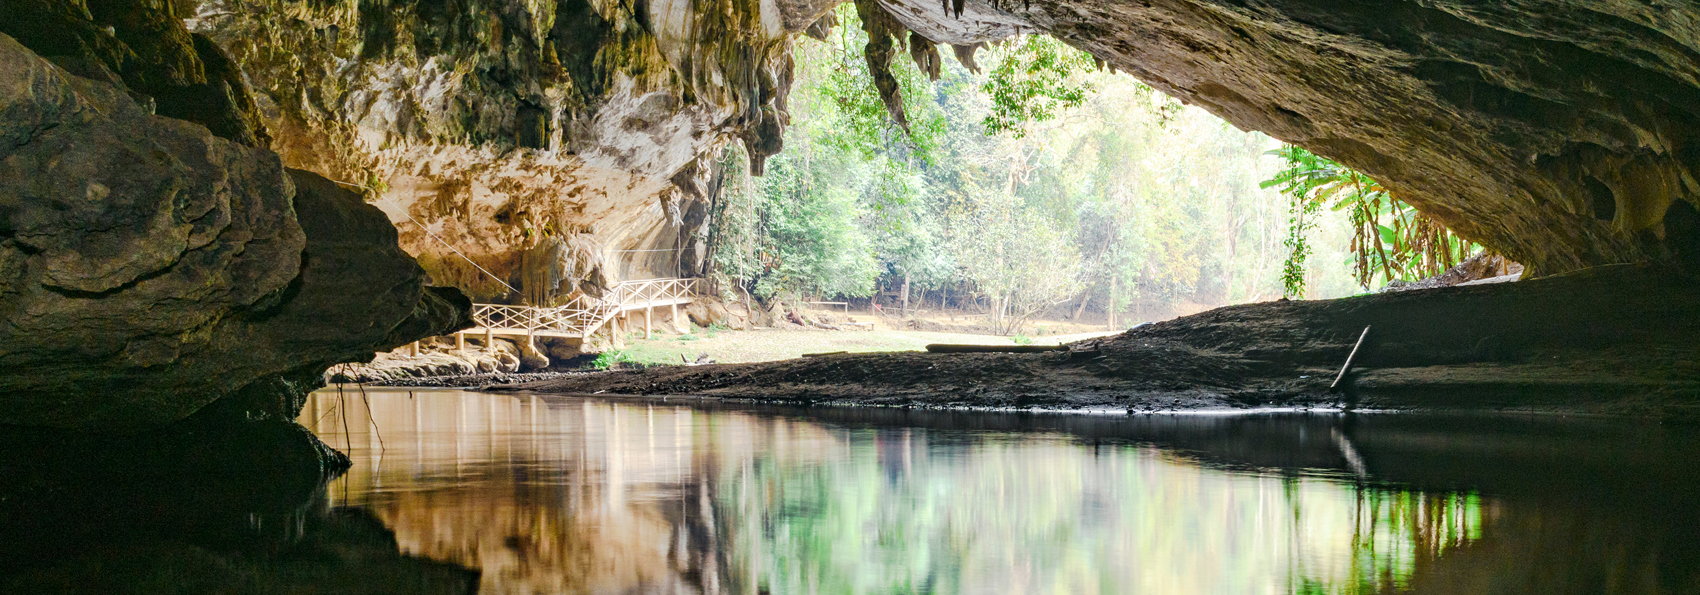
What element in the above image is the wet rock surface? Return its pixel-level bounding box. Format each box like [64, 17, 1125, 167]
[0, 35, 469, 429]
[497, 266, 1700, 418]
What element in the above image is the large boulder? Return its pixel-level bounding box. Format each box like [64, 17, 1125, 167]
[0, 33, 469, 430]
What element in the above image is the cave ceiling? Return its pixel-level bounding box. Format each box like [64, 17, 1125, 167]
[5, 0, 1698, 283]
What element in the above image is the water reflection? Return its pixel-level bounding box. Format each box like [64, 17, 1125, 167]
[0, 416, 479, 594]
[297, 390, 1700, 595]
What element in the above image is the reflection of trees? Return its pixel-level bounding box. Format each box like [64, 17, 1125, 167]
[710, 432, 1486, 595]
[302, 392, 1497, 595]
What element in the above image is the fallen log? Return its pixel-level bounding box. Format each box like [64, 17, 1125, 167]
[925, 344, 1064, 353]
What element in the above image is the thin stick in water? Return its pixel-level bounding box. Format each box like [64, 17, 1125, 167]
[1331, 325, 1371, 393]
[357, 380, 384, 452]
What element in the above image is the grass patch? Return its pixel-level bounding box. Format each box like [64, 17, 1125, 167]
[591, 350, 633, 370]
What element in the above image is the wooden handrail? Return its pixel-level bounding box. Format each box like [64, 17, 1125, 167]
[468, 278, 698, 338]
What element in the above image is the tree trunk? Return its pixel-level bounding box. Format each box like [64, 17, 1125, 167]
[1072, 288, 1093, 321]
[901, 271, 910, 317]
[1107, 277, 1118, 330]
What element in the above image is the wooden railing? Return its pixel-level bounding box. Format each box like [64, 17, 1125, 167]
[469, 278, 699, 339]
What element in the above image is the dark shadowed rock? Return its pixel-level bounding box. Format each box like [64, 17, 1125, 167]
[0, 33, 469, 430]
[0, 0, 272, 148]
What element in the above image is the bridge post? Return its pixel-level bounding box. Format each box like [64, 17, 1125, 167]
[455, 332, 465, 350]
[485, 327, 494, 352]
[408, 341, 418, 357]
[644, 306, 653, 339]
[669, 302, 679, 333]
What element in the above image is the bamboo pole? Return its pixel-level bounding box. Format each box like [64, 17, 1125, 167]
[1331, 326, 1372, 393]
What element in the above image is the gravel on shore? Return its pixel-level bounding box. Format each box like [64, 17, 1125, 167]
[352, 371, 584, 389]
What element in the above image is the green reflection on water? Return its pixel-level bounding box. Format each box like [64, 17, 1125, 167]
[710, 429, 1482, 595]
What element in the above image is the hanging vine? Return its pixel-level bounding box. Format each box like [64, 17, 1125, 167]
[1264, 145, 1478, 296]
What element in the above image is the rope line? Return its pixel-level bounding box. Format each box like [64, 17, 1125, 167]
[396, 211, 520, 294]
[324, 177, 518, 294]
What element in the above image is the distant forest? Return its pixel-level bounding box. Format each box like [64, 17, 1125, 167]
[702, 6, 1473, 333]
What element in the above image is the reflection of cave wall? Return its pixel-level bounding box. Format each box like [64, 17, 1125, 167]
[304, 391, 1520, 594]
[1400, 504, 1700, 595]
[301, 392, 845, 593]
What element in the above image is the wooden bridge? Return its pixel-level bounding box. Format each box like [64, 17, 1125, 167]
[454, 277, 699, 347]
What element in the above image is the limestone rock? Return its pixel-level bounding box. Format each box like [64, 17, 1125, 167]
[1383, 253, 1525, 293]
[329, 343, 523, 383]
[0, 0, 271, 147]
[26, 0, 1697, 294]
[0, 34, 469, 429]
[183, 0, 801, 298]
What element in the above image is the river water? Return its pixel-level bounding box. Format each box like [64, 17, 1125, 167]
[293, 389, 1700, 595]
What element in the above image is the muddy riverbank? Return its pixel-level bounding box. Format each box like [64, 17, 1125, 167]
[494, 265, 1700, 419]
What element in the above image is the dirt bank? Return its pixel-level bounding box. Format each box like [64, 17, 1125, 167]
[493, 266, 1700, 419]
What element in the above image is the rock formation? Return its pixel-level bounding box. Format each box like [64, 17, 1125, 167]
[0, 33, 468, 429]
[181, 0, 818, 300]
[166, 0, 1700, 293]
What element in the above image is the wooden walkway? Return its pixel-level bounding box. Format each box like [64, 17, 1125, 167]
[457, 278, 698, 345]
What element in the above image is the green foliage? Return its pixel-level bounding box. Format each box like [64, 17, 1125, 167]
[591, 350, 632, 370]
[817, 4, 947, 162]
[708, 20, 1372, 326]
[1010, 334, 1033, 345]
[1280, 192, 1321, 299]
[981, 36, 1100, 138]
[1263, 145, 1479, 293]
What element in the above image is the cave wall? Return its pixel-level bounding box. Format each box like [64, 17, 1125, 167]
[0, 32, 468, 429]
[873, 0, 1700, 276]
[183, 0, 820, 300]
[203, 0, 1700, 283]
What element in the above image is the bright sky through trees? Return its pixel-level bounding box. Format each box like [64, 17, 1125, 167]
[706, 8, 1368, 332]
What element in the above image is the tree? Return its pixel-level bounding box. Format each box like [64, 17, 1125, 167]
[946, 186, 1084, 334]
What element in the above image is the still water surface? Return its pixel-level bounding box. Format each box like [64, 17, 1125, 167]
[299, 389, 1700, 595]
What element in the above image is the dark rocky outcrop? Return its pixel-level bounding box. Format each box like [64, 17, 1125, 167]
[0, 33, 469, 430]
[0, 0, 271, 147]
